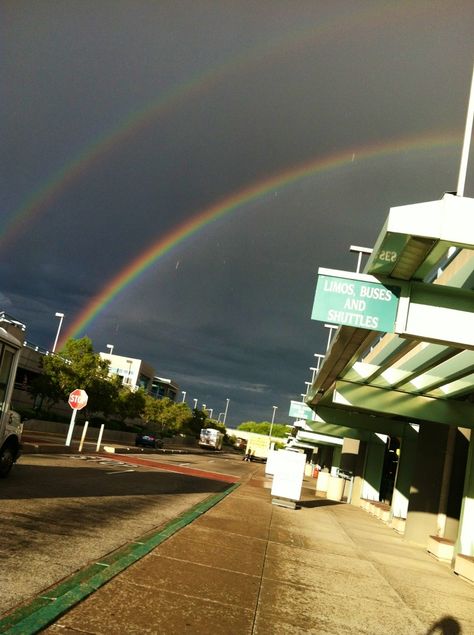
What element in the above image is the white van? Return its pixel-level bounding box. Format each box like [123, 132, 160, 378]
[0, 324, 23, 477]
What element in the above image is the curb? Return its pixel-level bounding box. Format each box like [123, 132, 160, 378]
[0, 482, 240, 634]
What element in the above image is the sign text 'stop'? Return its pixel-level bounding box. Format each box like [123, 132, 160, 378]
[68, 389, 88, 410]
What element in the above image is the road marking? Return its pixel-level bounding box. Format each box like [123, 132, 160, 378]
[105, 469, 135, 475]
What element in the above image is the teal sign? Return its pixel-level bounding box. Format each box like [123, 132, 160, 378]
[312, 274, 401, 332]
[289, 400, 316, 420]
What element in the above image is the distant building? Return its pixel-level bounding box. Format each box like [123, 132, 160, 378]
[99, 353, 179, 401]
[99, 353, 155, 392]
[150, 376, 179, 401]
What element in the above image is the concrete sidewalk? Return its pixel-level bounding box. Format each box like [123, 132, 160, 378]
[38, 466, 474, 635]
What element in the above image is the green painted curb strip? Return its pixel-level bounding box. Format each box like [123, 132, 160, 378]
[0, 482, 240, 635]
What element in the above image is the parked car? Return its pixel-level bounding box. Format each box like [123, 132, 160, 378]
[135, 433, 163, 449]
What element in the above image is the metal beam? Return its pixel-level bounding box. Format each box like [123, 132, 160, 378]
[307, 326, 377, 406]
[397, 282, 474, 349]
[310, 405, 411, 438]
[398, 350, 474, 394]
[332, 380, 474, 428]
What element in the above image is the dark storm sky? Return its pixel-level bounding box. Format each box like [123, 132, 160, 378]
[2, 2, 474, 425]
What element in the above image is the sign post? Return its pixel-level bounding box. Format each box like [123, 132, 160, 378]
[65, 389, 88, 446]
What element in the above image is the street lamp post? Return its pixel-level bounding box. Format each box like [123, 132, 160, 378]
[193, 398, 198, 409]
[52, 312, 64, 353]
[324, 323, 338, 351]
[349, 245, 373, 273]
[106, 344, 114, 355]
[269, 405, 278, 440]
[181, 391, 186, 403]
[217, 412, 224, 423]
[208, 408, 213, 419]
[314, 353, 324, 367]
[223, 398, 230, 425]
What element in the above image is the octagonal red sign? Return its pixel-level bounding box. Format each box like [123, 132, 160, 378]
[68, 389, 88, 410]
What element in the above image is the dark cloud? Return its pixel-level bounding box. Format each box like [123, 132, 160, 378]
[2, 2, 474, 425]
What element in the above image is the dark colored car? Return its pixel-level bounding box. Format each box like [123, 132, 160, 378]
[135, 433, 163, 449]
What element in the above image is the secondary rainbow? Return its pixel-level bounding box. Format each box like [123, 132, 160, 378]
[58, 131, 461, 349]
[1, 3, 435, 250]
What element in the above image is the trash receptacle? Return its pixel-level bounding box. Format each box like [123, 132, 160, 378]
[326, 475, 344, 501]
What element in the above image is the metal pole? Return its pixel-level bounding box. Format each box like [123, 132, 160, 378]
[96, 424, 105, 452]
[181, 391, 186, 403]
[223, 398, 230, 424]
[269, 405, 277, 439]
[457, 63, 474, 197]
[324, 324, 337, 351]
[78, 420, 89, 453]
[65, 408, 77, 446]
[314, 353, 324, 375]
[349, 246, 373, 273]
[52, 312, 64, 353]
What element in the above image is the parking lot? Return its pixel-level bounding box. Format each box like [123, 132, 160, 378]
[0, 451, 252, 616]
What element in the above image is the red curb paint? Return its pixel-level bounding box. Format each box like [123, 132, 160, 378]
[98, 453, 239, 483]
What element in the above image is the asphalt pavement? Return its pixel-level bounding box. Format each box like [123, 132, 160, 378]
[2, 448, 474, 634]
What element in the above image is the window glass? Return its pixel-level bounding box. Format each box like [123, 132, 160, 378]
[0, 346, 15, 413]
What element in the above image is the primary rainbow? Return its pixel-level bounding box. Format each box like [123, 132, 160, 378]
[58, 130, 461, 349]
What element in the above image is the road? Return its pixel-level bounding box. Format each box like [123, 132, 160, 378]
[0, 450, 254, 617]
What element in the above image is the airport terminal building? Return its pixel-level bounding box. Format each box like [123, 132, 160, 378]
[302, 191, 474, 582]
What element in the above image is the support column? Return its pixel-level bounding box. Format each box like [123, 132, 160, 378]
[391, 425, 418, 520]
[443, 428, 470, 541]
[404, 422, 448, 546]
[361, 435, 385, 501]
[331, 445, 342, 472]
[340, 437, 361, 503]
[456, 431, 474, 557]
[351, 441, 367, 506]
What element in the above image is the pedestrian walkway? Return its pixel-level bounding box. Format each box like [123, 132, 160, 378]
[32, 467, 474, 633]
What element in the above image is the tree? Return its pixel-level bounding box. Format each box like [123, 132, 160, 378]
[29, 372, 64, 414]
[205, 420, 226, 435]
[114, 387, 146, 422]
[40, 337, 118, 417]
[181, 408, 207, 437]
[237, 421, 291, 438]
[142, 395, 192, 436]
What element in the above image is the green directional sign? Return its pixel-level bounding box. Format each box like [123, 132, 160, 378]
[289, 400, 316, 420]
[312, 273, 401, 332]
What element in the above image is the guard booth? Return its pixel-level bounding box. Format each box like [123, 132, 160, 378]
[305, 192, 474, 582]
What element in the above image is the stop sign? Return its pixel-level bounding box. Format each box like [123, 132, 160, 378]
[68, 389, 88, 410]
